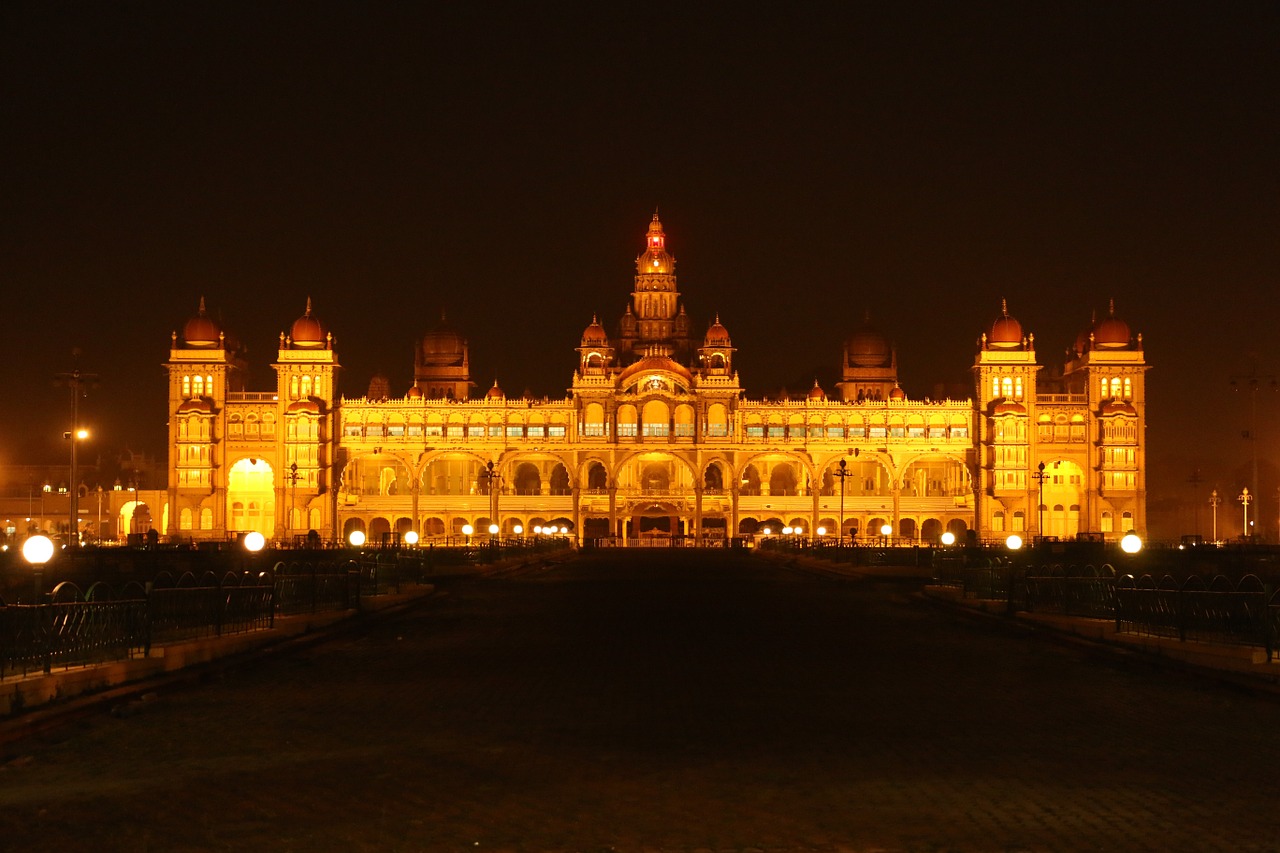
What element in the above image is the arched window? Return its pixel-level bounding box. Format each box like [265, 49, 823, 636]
[182, 375, 191, 398]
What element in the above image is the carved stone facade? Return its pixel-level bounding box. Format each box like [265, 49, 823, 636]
[164, 216, 1148, 544]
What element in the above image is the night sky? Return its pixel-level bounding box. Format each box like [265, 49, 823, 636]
[2, 3, 1277, 524]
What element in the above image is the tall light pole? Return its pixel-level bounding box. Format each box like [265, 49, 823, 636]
[1032, 461, 1048, 539]
[55, 356, 97, 548]
[1231, 367, 1276, 540]
[1239, 487, 1252, 540]
[287, 462, 300, 538]
[486, 460, 502, 536]
[1210, 489, 1221, 542]
[833, 457, 853, 544]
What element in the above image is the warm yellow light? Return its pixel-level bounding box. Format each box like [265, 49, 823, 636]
[513, 524, 523, 535]
[1006, 534, 1023, 551]
[23, 534, 54, 566]
[348, 530, 366, 547]
[559, 526, 567, 534]
[880, 524, 893, 537]
[533, 525, 543, 534]
[404, 530, 419, 545]
[940, 531, 956, 546]
[461, 524, 474, 537]
[782, 526, 793, 535]
[761, 527, 772, 536]
[488, 523, 500, 535]
[794, 526, 804, 536]
[76, 428, 89, 440]
[816, 527, 826, 536]
[243, 531, 266, 552]
[1120, 532, 1143, 554]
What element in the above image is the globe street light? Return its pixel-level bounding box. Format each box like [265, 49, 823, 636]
[243, 531, 266, 552]
[348, 529, 366, 547]
[403, 530, 419, 546]
[23, 534, 55, 601]
[1120, 531, 1143, 554]
[940, 530, 956, 547]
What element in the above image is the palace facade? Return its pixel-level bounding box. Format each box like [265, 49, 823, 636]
[164, 214, 1148, 545]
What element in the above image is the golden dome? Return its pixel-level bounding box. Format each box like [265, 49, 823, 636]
[289, 297, 326, 348]
[889, 385, 906, 401]
[704, 315, 732, 347]
[1091, 300, 1131, 349]
[181, 297, 222, 348]
[420, 315, 466, 366]
[581, 315, 609, 346]
[486, 380, 504, 399]
[988, 299, 1023, 349]
[807, 380, 826, 400]
[845, 314, 891, 367]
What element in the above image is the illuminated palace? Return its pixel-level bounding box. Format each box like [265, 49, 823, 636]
[164, 214, 1148, 545]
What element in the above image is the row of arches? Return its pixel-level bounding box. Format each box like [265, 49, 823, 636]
[338, 452, 971, 499]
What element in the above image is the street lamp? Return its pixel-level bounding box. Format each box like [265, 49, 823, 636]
[1210, 489, 1221, 543]
[940, 530, 956, 547]
[1120, 531, 1143, 554]
[348, 529, 366, 547]
[1005, 534, 1023, 551]
[55, 357, 97, 548]
[1239, 487, 1252, 540]
[833, 456, 854, 544]
[23, 534, 54, 601]
[243, 531, 266, 553]
[1031, 461, 1048, 538]
[485, 460, 502, 538]
[880, 522, 893, 546]
[287, 461, 300, 536]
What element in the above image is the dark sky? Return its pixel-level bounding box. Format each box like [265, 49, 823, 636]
[2, 2, 1278, 511]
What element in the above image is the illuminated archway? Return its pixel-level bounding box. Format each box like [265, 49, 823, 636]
[227, 458, 275, 536]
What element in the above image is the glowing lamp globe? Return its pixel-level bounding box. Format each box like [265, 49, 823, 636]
[794, 526, 804, 536]
[488, 523, 500, 535]
[533, 525, 543, 534]
[348, 530, 366, 547]
[816, 527, 826, 537]
[761, 527, 772, 536]
[242, 531, 266, 552]
[1006, 534, 1023, 551]
[880, 524, 893, 537]
[940, 531, 956, 546]
[782, 526, 793, 535]
[1120, 532, 1143, 554]
[404, 530, 419, 545]
[23, 534, 54, 566]
[461, 524, 474, 537]
[513, 524, 523, 535]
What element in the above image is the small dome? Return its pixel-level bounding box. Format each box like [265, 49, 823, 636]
[420, 314, 466, 366]
[286, 399, 322, 415]
[988, 299, 1023, 349]
[1092, 300, 1131, 349]
[581, 315, 609, 346]
[807, 380, 826, 401]
[845, 313, 891, 367]
[406, 385, 423, 399]
[889, 385, 906, 401]
[289, 297, 327, 348]
[485, 380, 504, 399]
[181, 297, 222, 348]
[704, 314, 732, 347]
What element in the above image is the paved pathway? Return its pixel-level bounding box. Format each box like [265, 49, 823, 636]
[2, 550, 1278, 852]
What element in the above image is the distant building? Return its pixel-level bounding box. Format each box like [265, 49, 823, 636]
[162, 214, 1148, 544]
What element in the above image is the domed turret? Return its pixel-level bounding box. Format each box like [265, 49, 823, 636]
[420, 314, 467, 366]
[987, 299, 1023, 349]
[1091, 299, 1131, 349]
[845, 313, 891, 367]
[807, 380, 826, 401]
[581, 315, 609, 346]
[704, 314, 732, 347]
[181, 297, 223, 348]
[485, 380, 504, 399]
[889, 384, 906, 401]
[406, 385, 423, 399]
[289, 297, 327, 348]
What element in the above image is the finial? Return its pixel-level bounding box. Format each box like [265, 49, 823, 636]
[198, 295, 207, 315]
[1109, 297, 1116, 316]
[305, 296, 313, 316]
[1000, 298, 1008, 317]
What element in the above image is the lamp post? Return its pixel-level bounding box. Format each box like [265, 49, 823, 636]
[23, 534, 54, 602]
[55, 358, 97, 548]
[1031, 461, 1047, 539]
[1231, 367, 1276, 539]
[834, 457, 854, 544]
[486, 460, 502, 536]
[1239, 487, 1252, 540]
[1210, 489, 1221, 543]
[287, 462, 300, 538]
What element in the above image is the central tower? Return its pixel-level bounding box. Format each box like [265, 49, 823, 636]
[617, 213, 694, 364]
